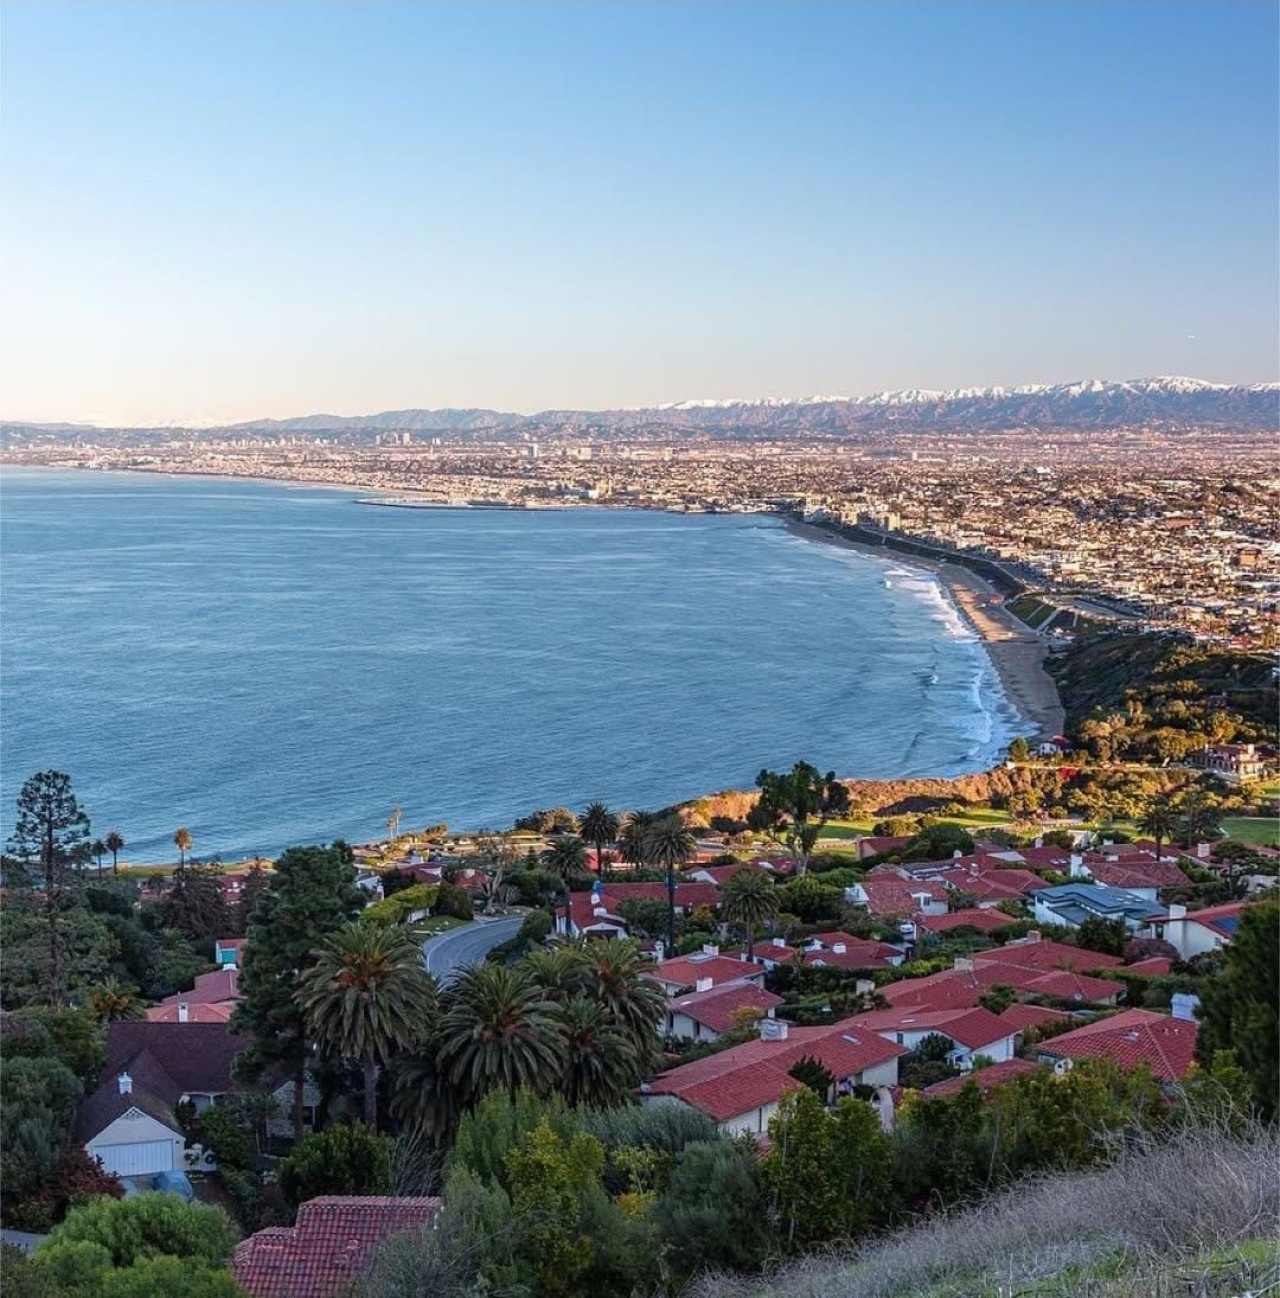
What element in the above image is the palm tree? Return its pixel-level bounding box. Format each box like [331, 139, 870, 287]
[552, 996, 637, 1107]
[1138, 799, 1179, 860]
[436, 963, 566, 1101]
[618, 809, 660, 866]
[87, 977, 145, 1022]
[91, 839, 107, 875]
[173, 827, 192, 866]
[520, 945, 589, 1002]
[641, 816, 697, 953]
[576, 938, 666, 1070]
[543, 836, 589, 936]
[104, 831, 125, 877]
[720, 869, 779, 963]
[579, 802, 620, 876]
[1179, 793, 1223, 848]
[296, 921, 437, 1126]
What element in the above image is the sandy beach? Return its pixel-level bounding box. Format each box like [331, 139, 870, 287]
[785, 518, 1065, 748]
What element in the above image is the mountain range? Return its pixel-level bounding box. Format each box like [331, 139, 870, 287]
[6, 376, 1277, 442]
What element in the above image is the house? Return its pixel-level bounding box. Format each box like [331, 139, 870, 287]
[918, 908, 1019, 936]
[1150, 901, 1248, 959]
[1188, 742, 1267, 785]
[854, 835, 913, 861]
[664, 979, 784, 1041]
[234, 1196, 441, 1298]
[1036, 1008, 1199, 1085]
[75, 1022, 248, 1178]
[996, 1003, 1073, 1036]
[649, 950, 766, 996]
[797, 931, 906, 970]
[1030, 883, 1167, 932]
[1076, 856, 1190, 900]
[849, 1005, 1019, 1064]
[556, 880, 722, 939]
[146, 967, 241, 1023]
[922, 1057, 1043, 1098]
[848, 877, 949, 918]
[640, 1018, 906, 1135]
[939, 865, 1050, 906]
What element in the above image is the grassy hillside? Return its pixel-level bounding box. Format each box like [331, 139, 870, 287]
[696, 1130, 1278, 1298]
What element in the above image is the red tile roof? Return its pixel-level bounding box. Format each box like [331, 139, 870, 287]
[857, 877, 949, 915]
[851, 1006, 1016, 1051]
[652, 954, 765, 991]
[997, 1004, 1073, 1032]
[972, 937, 1123, 972]
[666, 981, 784, 1034]
[1088, 859, 1189, 891]
[234, 1196, 441, 1298]
[918, 909, 1018, 934]
[1037, 1009, 1198, 1083]
[145, 1002, 235, 1023]
[160, 967, 240, 1007]
[1124, 957, 1174, 975]
[939, 867, 1050, 901]
[1180, 901, 1249, 937]
[923, 1058, 1042, 1097]
[645, 1022, 905, 1122]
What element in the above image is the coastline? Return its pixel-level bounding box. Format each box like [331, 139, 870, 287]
[784, 517, 1065, 748]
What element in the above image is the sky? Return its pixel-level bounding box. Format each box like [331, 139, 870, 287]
[1, 1, 1277, 424]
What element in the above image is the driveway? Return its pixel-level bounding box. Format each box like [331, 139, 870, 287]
[423, 916, 523, 979]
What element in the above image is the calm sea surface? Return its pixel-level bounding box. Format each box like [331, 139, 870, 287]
[1, 468, 1022, 861]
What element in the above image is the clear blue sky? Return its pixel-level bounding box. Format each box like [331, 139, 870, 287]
[2, 1, 1276, 423]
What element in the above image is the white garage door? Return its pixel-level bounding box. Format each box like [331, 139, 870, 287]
[96, 1140, 176, 1177]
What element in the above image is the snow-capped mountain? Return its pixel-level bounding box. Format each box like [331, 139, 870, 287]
[4, 377, 1276, 442]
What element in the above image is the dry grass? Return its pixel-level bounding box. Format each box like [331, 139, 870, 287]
[693, 1127, 1280, 1298]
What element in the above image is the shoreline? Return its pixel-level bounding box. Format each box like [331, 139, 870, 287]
[784, 518, 1065, 748]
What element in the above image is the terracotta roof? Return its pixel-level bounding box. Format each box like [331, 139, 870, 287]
[646, 1022, 905, 1122]
[1087, 859, 1189, 891]
[1180, 901, 1249, 937]
[923, 1058, 1042, 1097]
[857, 877, 948, 915]
[666, 981, 784, 1033]
[234, 1196, 441, 1298]
[918, 909, 1018, 934]
[160, 967, 240, 1007]
[972, 937, 1123, 972]
[939, 867, 1050, 901]
[1038, 1009, 1199, 1083]
[652, 954, 765, 990]
[851, 1006, 1015, 1051]
[1124, 957, 1174, 975]
[997, 1004, 1073, 1032]
[145, 1003, 235, 1023]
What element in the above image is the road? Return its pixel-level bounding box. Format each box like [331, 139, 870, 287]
[423, 916, 523, 979]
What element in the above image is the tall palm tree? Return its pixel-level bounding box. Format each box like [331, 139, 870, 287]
[436, 963, 565, 1101]
[87, 977, 145, 1022]
[618, 809, 660, 866]
[173, 827, 192, 867]
[576, 938, 666, 1070]
[296, 921, 437, 1126]
[1138, 799, 1179, 860]
[543, 836, 589, 936]
[720, 869, 779, 963]
[104, 831, 125, 877]
[552, 996, 637, 1107]
[579, 802, 620, 876]
[91, 839, 107, 875]
[1179, 793, 1223, 849]
[641, 816, 697, 953]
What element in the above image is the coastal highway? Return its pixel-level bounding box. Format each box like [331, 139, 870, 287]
[423, 916, 523, 980]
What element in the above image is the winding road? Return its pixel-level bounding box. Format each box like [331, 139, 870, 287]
[422, 916, 524, 979]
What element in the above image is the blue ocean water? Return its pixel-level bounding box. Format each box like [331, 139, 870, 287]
[0, 468, 1022, 862]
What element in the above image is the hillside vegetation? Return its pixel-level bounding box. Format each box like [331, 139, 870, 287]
[696, 1128, 1279, 1298]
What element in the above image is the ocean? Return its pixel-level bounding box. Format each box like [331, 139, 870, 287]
[0, 468, 1022, 862]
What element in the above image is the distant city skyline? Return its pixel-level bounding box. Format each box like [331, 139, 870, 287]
[2, 0, 1277, 424]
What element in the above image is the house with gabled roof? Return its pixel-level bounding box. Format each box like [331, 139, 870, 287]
[650, 950, 766, 996]
[664, 979, 783, 1041]
[1035, 1008, 1199, 1086]
[1151, 901, 1250, 960]
[849, 1005, 1019, 1063]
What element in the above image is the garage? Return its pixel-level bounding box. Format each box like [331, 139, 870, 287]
[95, 1138, 178, 1178]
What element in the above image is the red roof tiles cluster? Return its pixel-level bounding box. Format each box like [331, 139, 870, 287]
[1036, 1008, 1199, 1083]
[651, 953, 765, 991]
[234, 1197, 441, 1297]
[922, 1057, 1042, 1097]
[666, 980, 784, 1034]
[918, 908, 1018, 934]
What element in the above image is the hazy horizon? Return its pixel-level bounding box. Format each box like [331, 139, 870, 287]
[2, 1, 1277, 425]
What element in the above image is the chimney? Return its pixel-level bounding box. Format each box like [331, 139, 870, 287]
[833, 942, 847, 954]
[1171, 992, 1201, 1022]
[1196, 842, 1211, 859]
[759, 1018, 789, 1041]
[178, 1002, 189, 1023]
[1167, 903, 1187, 921]
[952, 849, 963, 858]
[1025, 930, 1042, 943]
[1069, 853, 1085, 878]
[855, 978, 875, 996]
[701, 943, 719, 957]
[694, 977, 714, 993]
[117, 1071, 132, 1095]
[953, 957, 974, 972]
[771, 937, 787, 948]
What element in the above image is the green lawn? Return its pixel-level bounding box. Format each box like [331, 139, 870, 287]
[818, 807, 1013, 842]
[1221, 817, 1280, 848]
[416, 914, 468, 937]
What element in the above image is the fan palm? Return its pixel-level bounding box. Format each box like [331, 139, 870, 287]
[87, 977, 145, 1022]
[436, 963, 566, 1101]
[1178, 793, 1223, 848]
[296, 921, 437, 1125]
[553, 995, 638, 1107]
[579, 801, 620, 876]
[1138, 799, 1179, 860]
[720, 868, 779, 963]
[577, 938, 666, 1070]
[543, 836, 589, 936]
[642, 816, 698, 952]
[173, 827, 192, 866]
[104, 830, 125, 877]
[91, 839, 107, 875]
